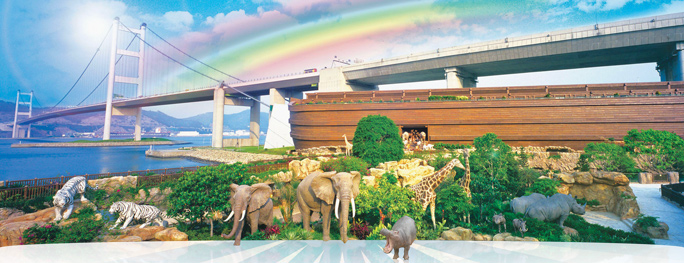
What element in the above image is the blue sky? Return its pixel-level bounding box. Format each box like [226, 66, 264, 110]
[2, 0, 684, 118]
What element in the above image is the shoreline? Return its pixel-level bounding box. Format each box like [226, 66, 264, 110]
[10, 141, 190, 148]
[146, 148, 285, 164]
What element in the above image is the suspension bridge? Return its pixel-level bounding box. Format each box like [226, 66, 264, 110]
[11, 12, 684, 149]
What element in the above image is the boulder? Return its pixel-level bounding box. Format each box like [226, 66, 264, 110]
[396, 166, 435, 187]
[635, 222, 669, 239]
[557, 173, 575, 184]
[451, 227, 473, 241]
[493, 233, 511, 241]
[0, 208, 25, 221]
[126, 226, 165, 241]
[522, 237, 539, 242]
[557, 184, 570, 195]
[482, 234, 492, 241]
[592, 172, 629, 186]
[89, 176, 137, 194]
[370, 168, 389, 178]
[0, 207, 55, 227]
[109, 235, 143, 242]
[0, 221, 45, 247]
[563, 227, 578, 236]
[504, 236, 524, 241]
[362, 176, 376, 187]
[573, 172, 593, 185]
[667, 172, 679, 184]
[289, 158, 322, 180]
[441, 230, 462, 240]
[525, 152, 580, 172]
[154, 227, 188, 241]
[638, 173, 653, 184]
[272, 171, 293, 183]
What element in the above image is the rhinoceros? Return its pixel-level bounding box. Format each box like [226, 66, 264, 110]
[524, 193, 586, 227]
[510, 193, 547, 215]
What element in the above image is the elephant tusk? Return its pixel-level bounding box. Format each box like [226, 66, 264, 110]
[335, 197, 340, 219]
[224, 211, 234, 222]
[239, 210, 246, 221]
[352, 197, 356, 218]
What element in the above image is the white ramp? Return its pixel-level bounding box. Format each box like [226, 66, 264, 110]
[264, 104, 294, 149]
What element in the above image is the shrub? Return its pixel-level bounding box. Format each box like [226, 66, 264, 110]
[584, 143, 638, 173]
[428, 95, 469, 101]
[356, 173, 423, 226]
[264, 225, 281, 238]
[435, 183, 475, 226]
[525, 179, 560, 196]
[350, 221, 371, 240]
[22, 207, 105, 244]
[565, 214, 653, 244]
[352, 115, 404, 167]
[0, 194, 53, 213]
[576, 153, 591, 172]
[575, 198, 600, 206]
[22, 223, 60, 244]
[624, 129, 684, 174]
[321, 156, 370, 175]
[635, 214, 660, 228]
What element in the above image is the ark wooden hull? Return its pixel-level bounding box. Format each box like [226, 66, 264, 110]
[289, 83, 684, 150]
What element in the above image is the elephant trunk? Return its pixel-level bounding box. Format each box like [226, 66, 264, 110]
[222, 207, 246, 240]
[339, 195, 351, 243]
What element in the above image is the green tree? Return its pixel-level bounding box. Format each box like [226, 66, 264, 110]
[525, 179, 560, 196]
[356, 173, 423, 225]
[470, 133, 515, 180]
[624, 129, 684, 174]
[584, 143, 638, 173]
[435, 183, 475, 226]
[168, 164, 239, 236]
[352, 115, 404, 167]
[321, 156, 370, 175]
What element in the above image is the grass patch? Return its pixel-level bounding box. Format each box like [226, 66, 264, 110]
[223, 146, 294, 155]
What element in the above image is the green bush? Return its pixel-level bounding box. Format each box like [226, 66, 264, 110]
[624, 129, 684, 174]
[178, 222, 227, 241]
[321, 156, 370, 175]
[22, 223, 60, 244]
[433, 142, 472, 151]
[435, 183, 475, 226]
[525, 179, 560, 196]
[22, 207, 105, 244]
[428, 95, 469, 101]
[565, 214, 654, 244]
[635, 214, 660, 228]
[0, 194, 53, 213]
[576, 153, 591, 172]
[356, 173, 423, 226]
[575, 198, 600, 206]
[584, 143, 638, 173]
[352, 115, 404, 167]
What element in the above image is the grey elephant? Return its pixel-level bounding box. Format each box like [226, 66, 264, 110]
[380, 216, 416, 260]
[510, 193, 546, 215]
[221, 183, 273, 246]
[524, 193, 586, 227]
[296, 171, 361, 243]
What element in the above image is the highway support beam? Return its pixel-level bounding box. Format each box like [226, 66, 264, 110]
[264, 88, 302, 149]
[445, 67, 477, 88]
[658, 42, 684, 81]
[212, 85, 261, 148]
[318, 67, 377, 92]
[212, 87, 225, 148]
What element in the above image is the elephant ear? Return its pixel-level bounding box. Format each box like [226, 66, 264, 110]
[229, 184, 239, 202]
[350, 171, 361, 198]
[312, 171, 336, 205]
[249, 183, 272, 212]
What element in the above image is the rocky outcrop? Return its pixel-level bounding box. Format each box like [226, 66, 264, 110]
[371, 159, 434, 187]
[271, 171, 293, 183]
[440, 227, 537, 242]
[89, 176, 137, 194]
[292, 146, 346, 156]
[634, 222, 669, 240]
[154, 227, 188, 241]
[556, 171, 639, 219]
[135, 187, 173, 208]
[289, 158, 322, 180]
[0, 208, 25, 221]
[0, 221, 45, 246]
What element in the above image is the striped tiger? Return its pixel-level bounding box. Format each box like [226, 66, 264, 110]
[108, 201, 169, 229]
[53, 176, 94, 221]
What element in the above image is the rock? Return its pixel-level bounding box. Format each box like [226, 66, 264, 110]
[452, 227, 473, 241]
[89, 176, 137, 194]
[638, 172, 653, 184]
[0, 221, 45, 247]
[126, 226, 165, 241]
[0, 207, 55, 227]
[557, 184, 570, 195]
[109, 236, 143, 242]
[493, 233, 511, 241]
[522, 237, 539, 242]
[316, 157, 330, 163]
[154, 227, 188, 241]
[289, 158, 322, 180]
[667, 172, 679, 184]
[441, 230, 462, 240]
[563, 227, 578, 236]
[362, 176, 376, 187]
[504, 236, 523, 241]
[557, 173, 575, 184]
[592, 172, 629, 186]
[136, 189, 147, 202]
[273, 171, 293, 183]
[0, 208, 25, 221]
[573, 172, 593, 185]
[635, 222, 669, 239]
[396, 166, 435, 187]
[473, 234, 484, 241]
[370, 168, 388, 178]
[525, 151, 580, 172]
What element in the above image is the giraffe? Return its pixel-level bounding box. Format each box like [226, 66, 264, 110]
[410, 158, 466, 229]
[458, 149, 472, 198]
[342, 134, 353, 156]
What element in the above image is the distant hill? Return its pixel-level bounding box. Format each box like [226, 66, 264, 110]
[0, 100, 271, 138]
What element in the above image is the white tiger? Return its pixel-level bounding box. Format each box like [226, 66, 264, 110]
[109, 201, 169, 229]
[53, 176, 93, 221]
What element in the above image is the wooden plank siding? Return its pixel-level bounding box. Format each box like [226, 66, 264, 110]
[290, 83, 684, 150]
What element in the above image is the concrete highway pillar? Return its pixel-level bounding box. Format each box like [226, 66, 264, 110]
[134, 108, 142, 141]
[264, 88, 298, 149]
[674, 42, 684, 81]
[318, 67, 377, 92]
[250, 100, 260, 146]
[445, 67, 477, 88]
[212, 86, 225, 148]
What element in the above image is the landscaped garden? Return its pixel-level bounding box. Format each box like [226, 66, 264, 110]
[2, 115, 682, 246]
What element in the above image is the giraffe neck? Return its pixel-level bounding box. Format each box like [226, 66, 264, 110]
[427, 159, 457, 190]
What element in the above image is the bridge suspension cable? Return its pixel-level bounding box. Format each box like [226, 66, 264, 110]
[50, 24, 113, 110]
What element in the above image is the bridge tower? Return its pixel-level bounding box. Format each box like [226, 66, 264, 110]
[103, 18, 146, 141]
[12, 90, 33, 138]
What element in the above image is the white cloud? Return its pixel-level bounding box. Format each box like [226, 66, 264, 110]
[662, 0, 684, 13]
[161, 11, 194, 32]
[204, 10, 248, 26]
[576, 0, 632, 12]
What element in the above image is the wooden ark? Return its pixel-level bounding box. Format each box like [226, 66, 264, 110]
[289, 82, 684, 151]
